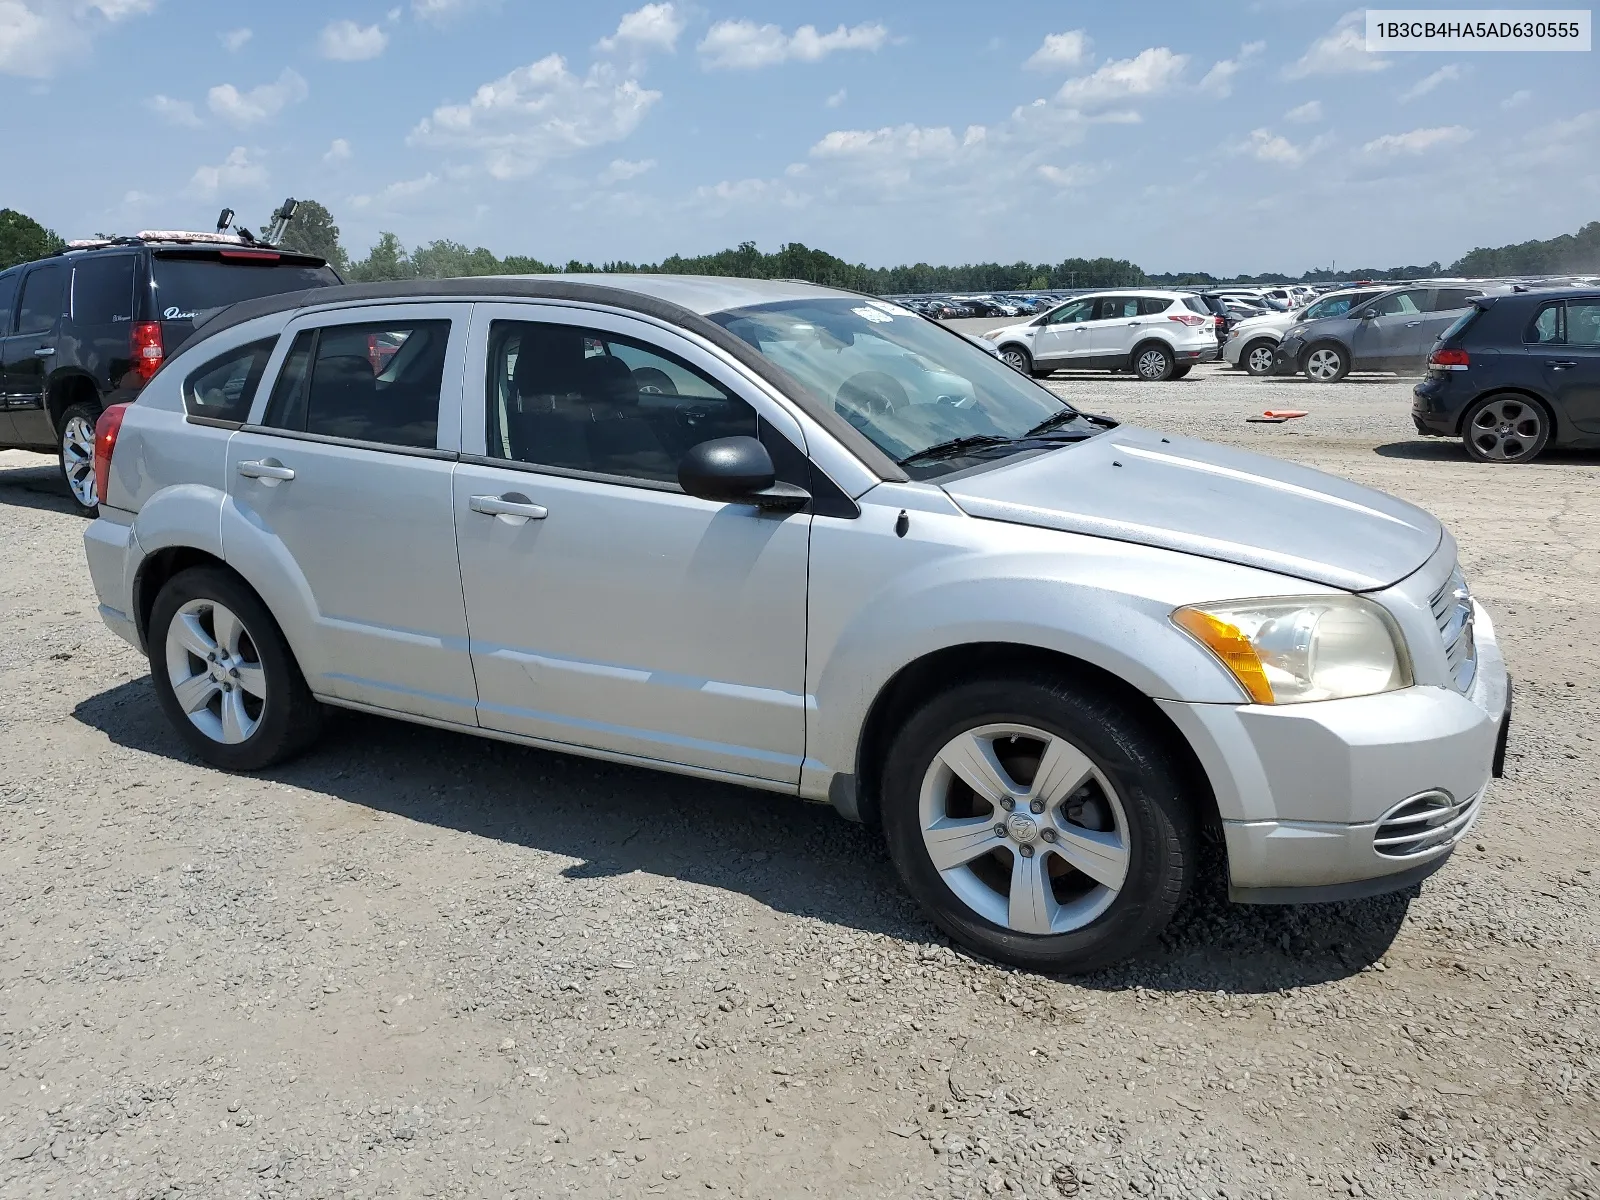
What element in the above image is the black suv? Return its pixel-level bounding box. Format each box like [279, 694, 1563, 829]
[1412, 288, 1600, 464]
[0, 234, 340, 513]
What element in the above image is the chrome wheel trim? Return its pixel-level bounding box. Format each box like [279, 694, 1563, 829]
[164, 598, 268, 745]
[62, 415, 98, 507]
[918, 723, 1131, 936]
[1306, 348, 1342, 381]
[1469, 398, 1544, 462]
[1000, 348, 1028, 373]
[1136, 349, 1169, 380]
[1247, 344, 1276, 374]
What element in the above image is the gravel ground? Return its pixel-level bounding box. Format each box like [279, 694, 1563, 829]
[0, 363, 1597, 1200]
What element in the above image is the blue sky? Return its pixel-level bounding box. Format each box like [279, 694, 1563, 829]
[2, 1, 1595, 274]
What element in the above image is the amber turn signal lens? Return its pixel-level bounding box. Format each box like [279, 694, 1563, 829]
[1172, 608, 1275, 705]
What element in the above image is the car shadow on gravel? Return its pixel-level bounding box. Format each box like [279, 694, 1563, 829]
[1377, 440, 1600, 465]
[0, 461, 78, 516]
[74, 677, 1407, 996]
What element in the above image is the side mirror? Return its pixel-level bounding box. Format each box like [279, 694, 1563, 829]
[1356, 308, 1378, 319]
[678, 437, 810, 511]
[1031, 315, 1049, 327]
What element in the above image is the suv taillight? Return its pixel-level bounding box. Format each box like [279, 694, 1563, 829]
[94, 403, 130, 506]
[130, 321, 164, 382]
[1428, 347, 1470, 371]
[1168, 313, 1207, 327]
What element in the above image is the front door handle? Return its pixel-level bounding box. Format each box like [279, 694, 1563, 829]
[33, 347, 55, 357]
[470, 492, 548, 524]
[1547, 360, 1579, 370]
[1405, 321, 1422, 328]
[237, 459, 295, 482]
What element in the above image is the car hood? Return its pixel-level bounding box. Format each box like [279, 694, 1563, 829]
[940, 427, 1443, 592]
[984, 321, 1033, 341]
[1233, 311, 1294, 334]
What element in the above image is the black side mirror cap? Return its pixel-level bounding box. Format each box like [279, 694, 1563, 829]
[678, 437, 810, 511]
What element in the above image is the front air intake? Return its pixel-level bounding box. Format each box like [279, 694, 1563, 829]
[1373, 788, 1482, 859]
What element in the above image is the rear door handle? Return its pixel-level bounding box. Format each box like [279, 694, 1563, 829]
[33, 347, 55, 357]
[1404, 321, 1422, 328]
[470, 492, 548, 524]
[237, 459, 295, 482]
[1547, 360, 1579, 370]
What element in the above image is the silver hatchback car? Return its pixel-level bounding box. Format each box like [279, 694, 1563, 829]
[83, 276, 1510, 974]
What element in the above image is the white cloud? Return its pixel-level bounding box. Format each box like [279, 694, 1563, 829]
[1037, 163, 1099, 188]
[0, 0, 155, 78]
[220, 27, 252, 52]
[208, 69, 309, 125]
[1363, 125, 1473, 156]
[600, 157, 655, 183]
[318, 19, 388, 61]
[147, 93, 201, 127]
[411, 0, 477, 20]
[1024, 30, 1090, 71]
[698, 19, 887, 70]
[1286, 11, 1389, 79]
[1055, 47, 1188, 109]
[324, 137, 352, 163]
[189, 146, 267, 197]
[597, 3, 683, 54]
[382, 173, 438, 200]
[826, 87, 846, 108]
[1399, 63, 1463, 102]
[410, 54, 659, 179]
[1199, 40, 1263, 98]
[811, 123, 987, 162]
[1238, 127, 1312, 166]
[1285, 100, 1323, 123]
[1502, 89, 1532, 110]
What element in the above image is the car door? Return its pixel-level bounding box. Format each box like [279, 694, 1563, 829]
[1349, 288, 1429, 369]
[1545, 299, 1600, 433]
[0, 261, 70, 449]
[1031, 297, 1097, 365]
[1087, 295, 1145, 362]
[0, 269, 20, 443]
[451, 303, 812, 785]
[223, 303, 479, 725]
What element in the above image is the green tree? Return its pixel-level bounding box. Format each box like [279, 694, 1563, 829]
[346, 232, 417, 282]
[0, 209, 66, 270]
[265, 200, 349, 272]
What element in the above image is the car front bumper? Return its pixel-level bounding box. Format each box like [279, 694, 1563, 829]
[1270, 337, 1305, 375]
[1156, 601, 1509, 903]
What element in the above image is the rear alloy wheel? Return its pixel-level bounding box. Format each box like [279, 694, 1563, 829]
[1303, 343, 1349, 383]
[999, 346, 1031, 375]
[58, 401, 102, 516]
[1133, 344, 1176, 381]
[1462, 394, 1550, 464]
[1243, 340, 1278, 377]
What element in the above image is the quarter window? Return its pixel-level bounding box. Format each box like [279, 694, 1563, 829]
[486, 321, 756, 484]
[17, 263, 68, 335]
[1526, 304, 1562, 344]
[1567, 303, 1600, 347]
[1429, 288, 1479, 312]
[72, 256, 136, 325]
[184, 338, 278, 424]
[262, 320, 450, 449]
[1137, 297, 1171, 316]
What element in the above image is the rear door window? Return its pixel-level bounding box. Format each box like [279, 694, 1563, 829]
[184, 338, 278, 424]
[17, 263, 68, 335]
[1526, 303, 1563, 344]
[1095, 296, 1140, 320]
[0, 271, 19, 336]
[150, 253, 340, 322]
[72, 255, 137, 325]
[1567, 303, 1600, 347]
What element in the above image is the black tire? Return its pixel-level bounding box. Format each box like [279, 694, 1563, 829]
[1131, 342, 1176, 382]
[1302, 342, 1349, 383]
[1171, 364, 1192, 379]
[880, 675, 1197, 974]
[1460, 393, 1551, 464]
[1241, 339, 1278, 377]
[57, 400, 102, 517]
[148, 566, 324, 771]
[997, 345, 1032, 375]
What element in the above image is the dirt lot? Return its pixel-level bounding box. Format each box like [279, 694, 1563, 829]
[1, 364, 1596, 1200]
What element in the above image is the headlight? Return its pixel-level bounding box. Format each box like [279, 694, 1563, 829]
[1285, 325, 1307, 339]
[1173, 596, 1411, 704]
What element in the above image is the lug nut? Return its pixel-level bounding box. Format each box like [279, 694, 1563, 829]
[1019, 844, 1035, 858]
[994, 824, 1008, 839]
[1029, 799, 1045, 814]
[999, 797, 1015, 812]
[1041, 828, 1058, 844]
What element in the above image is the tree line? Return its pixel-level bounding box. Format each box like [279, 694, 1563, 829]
[3, 202, 1597, 289]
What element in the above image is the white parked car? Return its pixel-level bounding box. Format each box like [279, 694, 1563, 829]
[1224, 286, 1391, 376]
[984, 290, 1218, 381]
[81, 276, 1509, 975]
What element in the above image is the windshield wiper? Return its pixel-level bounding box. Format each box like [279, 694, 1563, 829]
[1024, 408, 1091, 438]
[898, 434, 1015, 467]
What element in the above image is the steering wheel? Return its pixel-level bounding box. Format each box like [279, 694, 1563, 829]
[835, 371, 909, 429]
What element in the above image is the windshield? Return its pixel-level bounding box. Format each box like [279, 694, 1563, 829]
[710, 298, 1102, 476]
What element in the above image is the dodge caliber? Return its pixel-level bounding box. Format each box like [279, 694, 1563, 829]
[82, 277, 1510, 973]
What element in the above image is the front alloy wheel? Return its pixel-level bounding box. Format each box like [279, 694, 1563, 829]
[1000, 346, 1031, 374]
[1244, 341, 1277, 376]
[1304, 345, 1348, 383]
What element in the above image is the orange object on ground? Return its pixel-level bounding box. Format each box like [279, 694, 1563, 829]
[1262, 410, 1307, 419]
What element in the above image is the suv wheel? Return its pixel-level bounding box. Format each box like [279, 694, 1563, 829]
[58, 402, 101, 516]
[1132, 344, 1176, 381]
[999, 345, 1031, 375]
[1243, 339, 1277, 377]
[1462, 394, 1550, 464]
[149, 567, 324, 771]
[1303, 343, 1349, 383]
[880, 676, 1196, 974]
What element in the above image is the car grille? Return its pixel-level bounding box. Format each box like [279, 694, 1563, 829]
[1373, 788, 1484, 859]
[1430, 567, 1477, 693]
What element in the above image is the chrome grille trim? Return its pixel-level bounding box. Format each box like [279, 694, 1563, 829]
[1430, 567, 1477, 693]
[1373, 787, 1483, 859]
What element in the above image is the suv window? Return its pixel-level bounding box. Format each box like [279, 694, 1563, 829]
[264, 320, 450, 449]
[487, 321, 757, 484]
[1526, 303, 1562, 344]
[1182, 296, 1208, 315]
[1370, 290, 1425, 317]
[1095, 296, 1140, 320]
[17, 263, 68, 335]
[1137, 297, 1171, 316]
[185, 338, 278, 425]
[1046, 298, 1095, 325]
[150, 253, 341, 321]
[72, 255, 137, 325]
[1429, 288, 1479, 313]
[0, 271, 19, 336]
[1567, 302, 1600, 347]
